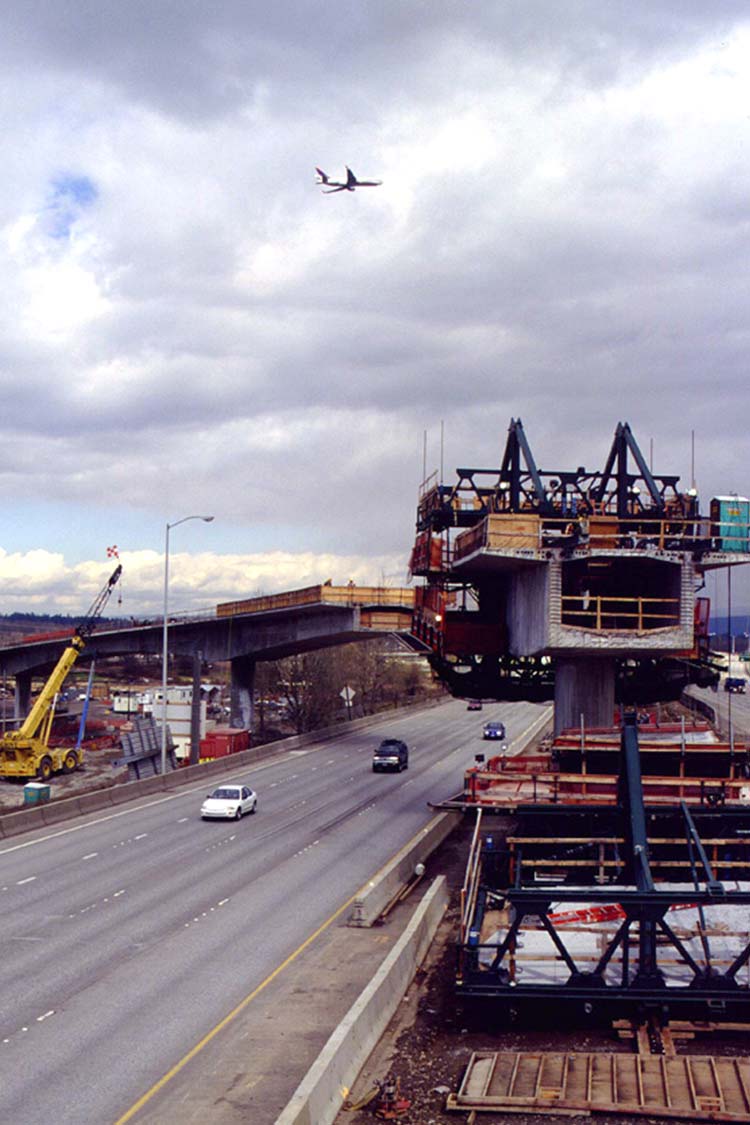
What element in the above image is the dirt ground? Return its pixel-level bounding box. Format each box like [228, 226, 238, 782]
[0, 701, 128, 811]
[339, 817, 750, 1125]
[0, 748, 127, 810]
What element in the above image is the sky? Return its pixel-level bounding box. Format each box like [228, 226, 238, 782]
[1, 1, 750, 618]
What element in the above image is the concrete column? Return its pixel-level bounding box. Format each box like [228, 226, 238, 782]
[14, 671, 32, 723]
[190, 651, 202, 766]
[554, 657, 615, 735]
[230, 656, 255, 731]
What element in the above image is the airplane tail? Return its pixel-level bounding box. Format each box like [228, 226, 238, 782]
[315, 167, 329, 184]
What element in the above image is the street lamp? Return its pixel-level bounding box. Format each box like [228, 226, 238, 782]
[161, 515, 214, 775]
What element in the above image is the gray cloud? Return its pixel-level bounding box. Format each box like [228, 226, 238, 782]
[1, 2, 749, 612]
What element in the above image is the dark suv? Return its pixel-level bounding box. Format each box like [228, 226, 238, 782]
[372, 738, 409, 772]
[483, 720, 506, 741]
[725, 677, 746, 694]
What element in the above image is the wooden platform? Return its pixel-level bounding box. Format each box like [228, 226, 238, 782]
[448, 1049, 750, 1120]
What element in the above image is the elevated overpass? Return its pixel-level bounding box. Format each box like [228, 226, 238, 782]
[0, 585, 420, 729]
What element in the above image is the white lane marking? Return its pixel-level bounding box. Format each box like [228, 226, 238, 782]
[82, 852, 98, 860]
[16, 876, 36, 886]
[177, 817, 189, 823]
[0, 703, 460, 857]
[36, 1011, 54, 1022]
[134, 833, 148, 841]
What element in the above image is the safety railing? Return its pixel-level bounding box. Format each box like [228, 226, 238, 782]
[561, 595, 680, 631]
[216, 584, 415, 619]
[459, 809, 483, 944]
[452, 512, 750, 559]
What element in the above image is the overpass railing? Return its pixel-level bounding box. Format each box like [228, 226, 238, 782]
[216, 584, 415, 619]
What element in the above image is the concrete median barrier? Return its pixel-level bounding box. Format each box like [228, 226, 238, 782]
[0, 806, 46, 837]
[349, 810, 460, 927]
[41, 799, 84, 825]
[76, 789, 116, 815]
[276, 875, 448, 1125]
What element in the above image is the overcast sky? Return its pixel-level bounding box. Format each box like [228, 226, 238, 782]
[1, 1, 749, 618]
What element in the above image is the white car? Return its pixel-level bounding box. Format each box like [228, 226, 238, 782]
[201, 785, 257, 820]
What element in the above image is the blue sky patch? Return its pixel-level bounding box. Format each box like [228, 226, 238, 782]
[44, 174, 98, 239]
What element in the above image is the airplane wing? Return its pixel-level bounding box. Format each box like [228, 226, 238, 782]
[315, 167, 329, 182]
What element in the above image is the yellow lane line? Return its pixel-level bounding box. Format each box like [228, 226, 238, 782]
[114, 887, 361, 1123]
[114, 819, 432, 1124]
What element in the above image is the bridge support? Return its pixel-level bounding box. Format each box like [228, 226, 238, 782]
[230, 656, 255, 732]
[554, 656, 615, 735]
[14, 671, 32, 723]
[190, 651, 202, 765]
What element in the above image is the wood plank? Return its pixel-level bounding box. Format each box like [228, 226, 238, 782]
[450, 1051, 750, 1120]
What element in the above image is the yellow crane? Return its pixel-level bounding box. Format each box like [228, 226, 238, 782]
[0, 565, 122, 782]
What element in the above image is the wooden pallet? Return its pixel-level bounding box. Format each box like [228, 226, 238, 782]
[447, 1049, 750, 1120]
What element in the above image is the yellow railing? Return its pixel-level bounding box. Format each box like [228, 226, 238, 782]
[561, 595, 680, 631]
[217, 584, 415, 618]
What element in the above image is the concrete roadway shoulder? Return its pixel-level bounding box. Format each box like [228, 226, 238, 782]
[126, 884, 440, 1124]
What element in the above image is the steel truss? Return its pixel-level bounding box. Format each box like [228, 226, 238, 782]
[418, 418, 689, 531]
[457, 716, 750, 1023]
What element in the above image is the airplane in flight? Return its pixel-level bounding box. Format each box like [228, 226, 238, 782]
[315, 166, 382, 193]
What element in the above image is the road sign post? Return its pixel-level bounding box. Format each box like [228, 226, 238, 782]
[340, 684, 356, 720]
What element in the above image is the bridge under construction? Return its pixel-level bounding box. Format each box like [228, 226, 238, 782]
[410, 419, 749, 732]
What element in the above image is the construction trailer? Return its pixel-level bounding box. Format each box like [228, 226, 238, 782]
[456, 715, 750, 1025]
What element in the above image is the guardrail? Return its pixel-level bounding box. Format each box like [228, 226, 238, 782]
[561, 595, 680, 630]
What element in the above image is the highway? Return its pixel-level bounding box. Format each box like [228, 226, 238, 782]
[0, 698, 548, 1124]
[690, 664, 750, 739]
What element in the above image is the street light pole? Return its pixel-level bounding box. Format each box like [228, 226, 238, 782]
[161, 515, 214, 776]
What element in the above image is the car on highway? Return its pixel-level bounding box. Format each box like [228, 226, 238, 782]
[372, 738, 409, 772]
[725, 677, 746, 694]
[466, 700, 483, 711]
[483, 720, 506, 741]
[201, 784, 257, 820]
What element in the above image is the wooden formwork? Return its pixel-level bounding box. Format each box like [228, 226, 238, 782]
[448, 1049, 750, 1120]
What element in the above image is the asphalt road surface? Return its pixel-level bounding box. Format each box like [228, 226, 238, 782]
[0, 698, 548, 1124]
